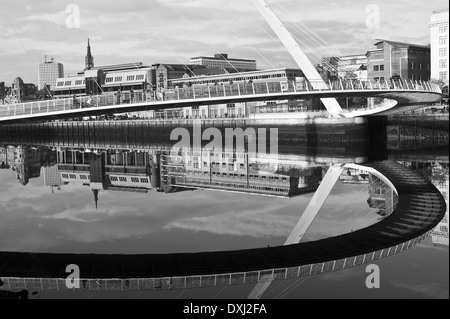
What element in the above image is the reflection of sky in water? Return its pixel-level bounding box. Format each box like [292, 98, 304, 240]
[0, 166, 379, 255]
[30, 237, 449, 300]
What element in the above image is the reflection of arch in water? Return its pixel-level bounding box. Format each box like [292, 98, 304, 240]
[0, 160, 446, 292]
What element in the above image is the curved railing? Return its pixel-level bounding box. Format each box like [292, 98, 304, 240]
[0, 79, 442, 121]
[0, 161, 446, 292]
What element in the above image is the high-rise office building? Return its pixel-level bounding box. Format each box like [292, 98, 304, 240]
[37, 57, 64, 90]
[430, 9, 449, 85]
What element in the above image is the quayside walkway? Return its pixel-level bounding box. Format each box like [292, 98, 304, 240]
[0, 160, 446, 292]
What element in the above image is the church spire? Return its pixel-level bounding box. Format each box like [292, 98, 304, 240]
[93, 189, 99, 210]
[85, 38, 94, 70]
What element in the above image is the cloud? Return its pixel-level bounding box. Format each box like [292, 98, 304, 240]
[0, 0, 446, 83]
[391, 281, 449, 299]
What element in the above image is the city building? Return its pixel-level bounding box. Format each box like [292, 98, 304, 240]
[10, 77, 38, 103]
[153, 64, 206, 90]
[150, 67, 314, 119]
[190, 53, 257, 71]
[366, 40, 431, 82]
[37, 57, 64, 91]
[337, 54, 368, 80]
[54, 40, 155, 98]
[430, 9, 449, 85]
[0, 82, 6, 103]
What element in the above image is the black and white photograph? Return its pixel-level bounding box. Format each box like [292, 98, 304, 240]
[0, 0, 448, 305]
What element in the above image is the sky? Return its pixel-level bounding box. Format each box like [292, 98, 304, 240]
[0, 0, 448, 84]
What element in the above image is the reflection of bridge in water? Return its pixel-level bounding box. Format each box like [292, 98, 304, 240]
[0, 161, 445, 292]
[0, 120, 447, 293]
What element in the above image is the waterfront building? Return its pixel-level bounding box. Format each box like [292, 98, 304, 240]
[190, 53, 257, 71]
[153, 64, 206, 90]
[430, 9, 449, 85]
[54, 40, 155, 99]
[366, 40, 431, 82]
[150, 67, 314, 120]
[337, 54, 368, 81]
[37, 57, 64, 91]
[10, 77, 37, 103]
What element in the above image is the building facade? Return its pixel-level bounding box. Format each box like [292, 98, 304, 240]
[430, 9, 449, 85]
[37, 58, 64, 90]
[153, 64, 206, 90]
[10, 77, 37, 103]
[366, 40, 431, 82]
[337, 54, 368, 80]
[190, 53, 257, 71]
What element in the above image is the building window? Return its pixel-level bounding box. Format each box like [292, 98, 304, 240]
[379, 65, 385, 71]
[439, 48, 447, 57]
[373, 65, 379, 72]
[440, 36, 448, 45]
[410, 62, 416, 69]
[440, 26, 448, 33]
[106, 78, 113, 83]
[439, 71, 448, 81]
[439, 60, 448, 69]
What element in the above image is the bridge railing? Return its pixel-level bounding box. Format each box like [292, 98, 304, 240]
[0, 231, 432, 293]
[0, 79, 441, 119]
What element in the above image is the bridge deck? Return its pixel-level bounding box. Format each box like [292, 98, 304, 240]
[0, 79, 442, 123]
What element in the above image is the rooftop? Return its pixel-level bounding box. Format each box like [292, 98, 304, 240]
[374, 39, 430, 49]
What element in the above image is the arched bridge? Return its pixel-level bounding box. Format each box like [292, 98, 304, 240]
[0, 79, 442, 124]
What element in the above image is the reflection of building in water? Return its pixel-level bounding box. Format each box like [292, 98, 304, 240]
[367, 174, 398, 217]
[57, 150, 157, 194]
[42, 166, 62, 192]
[161, 151, 322, 197]
[339, 167, 370, 184]
[0, 147, 8, 169]
[54, 148, 323, 199]
[13, 146, 57, 186]
[430, 162, 449, 246]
